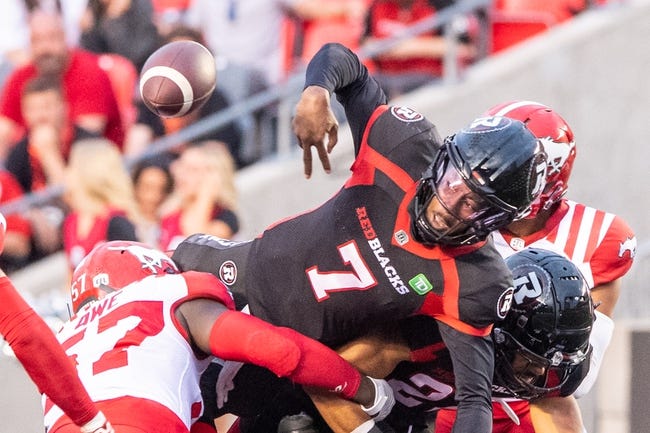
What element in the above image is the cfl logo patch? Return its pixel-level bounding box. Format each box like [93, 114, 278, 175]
[93, 273, 109, 288]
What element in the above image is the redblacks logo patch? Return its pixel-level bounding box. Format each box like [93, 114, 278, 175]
[219, 260, 237, 285]
[497, 287, 515, 319]
[390, 106, 423, 123]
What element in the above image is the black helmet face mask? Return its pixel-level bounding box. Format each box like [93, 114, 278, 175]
[412, 145, 518, 246]
[493, 327, 591, 400]
[492, 248, 595, 400]
[411, 116, 547, 246]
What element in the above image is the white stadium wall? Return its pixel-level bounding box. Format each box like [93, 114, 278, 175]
[2, 1, 648, 431]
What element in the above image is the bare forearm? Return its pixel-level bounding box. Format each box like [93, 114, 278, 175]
[531, 396, 585, 433]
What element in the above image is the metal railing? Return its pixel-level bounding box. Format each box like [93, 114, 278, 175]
[0, 0, 491, 216]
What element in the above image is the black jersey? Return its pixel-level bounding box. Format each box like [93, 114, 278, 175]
[172, 102, 513, 347]
[173, 43, 510, 433]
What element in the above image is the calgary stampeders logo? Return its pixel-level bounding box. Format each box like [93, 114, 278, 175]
[391, 106, 423, 123]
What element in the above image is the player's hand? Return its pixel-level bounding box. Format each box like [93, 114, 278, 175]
[292, 85, 339, 179]
[361, 377, 395, 422]
[216, 360, 244, 409]
[0, 212, 6, 255]
[80, 411, 115, 433]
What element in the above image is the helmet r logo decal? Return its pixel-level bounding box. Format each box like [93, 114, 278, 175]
[390, 106, 423, 122]
[219, 260, 237, 285]
[497, 287, 515, 319]
[513, 269, 544, 304]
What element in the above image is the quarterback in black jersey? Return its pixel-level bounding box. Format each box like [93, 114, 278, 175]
[233, 249, 594, 433]
[173, 43, 547, 433]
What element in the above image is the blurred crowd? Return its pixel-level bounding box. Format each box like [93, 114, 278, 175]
[0, 0, 599, 292]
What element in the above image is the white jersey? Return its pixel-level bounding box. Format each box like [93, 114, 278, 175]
[492, 199, 635, 289]
[43, 272, 231, 431]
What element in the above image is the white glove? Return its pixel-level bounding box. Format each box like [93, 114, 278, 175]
[80, 411, 114, 433]
[360, 377, 395, 422]
[216, 360, 244, 409]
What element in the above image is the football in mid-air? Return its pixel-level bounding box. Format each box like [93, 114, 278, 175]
[139, 40, 216, 118]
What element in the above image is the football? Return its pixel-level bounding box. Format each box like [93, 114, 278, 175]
[139, 40, 216, 118]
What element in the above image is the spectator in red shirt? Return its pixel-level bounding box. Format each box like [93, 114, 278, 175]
[6, 74, 99, 194]
[0, 8, 124, 162]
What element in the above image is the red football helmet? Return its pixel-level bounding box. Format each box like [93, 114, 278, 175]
[70, 240, 179, 313]
[484, 101, 576, 218]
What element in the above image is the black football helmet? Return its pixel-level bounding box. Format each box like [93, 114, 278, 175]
[411, 116, 548, 245]
[493, 248, 594, 400]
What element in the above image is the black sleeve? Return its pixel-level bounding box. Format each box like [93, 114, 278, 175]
[304, 43, 388, 153]
[438, 321, 493, 433]
[107, 215, 138, 241]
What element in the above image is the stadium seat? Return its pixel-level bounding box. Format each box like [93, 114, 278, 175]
[490, 10, 556, 53]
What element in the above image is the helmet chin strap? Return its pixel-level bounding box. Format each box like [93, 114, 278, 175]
[495, 398, 520, 425]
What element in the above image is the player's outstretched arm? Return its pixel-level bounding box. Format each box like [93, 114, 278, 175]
[177, 297, 394, 414]
[0, 214, 113, 433]
[306, 330, 411, 433]
[438, 321, 493, 433]
[530, 396, 585, 433]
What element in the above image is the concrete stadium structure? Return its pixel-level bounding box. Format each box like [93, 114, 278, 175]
[1, 0, 648, 431]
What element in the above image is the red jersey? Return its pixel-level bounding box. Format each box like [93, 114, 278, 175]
[0, 49, 124, 147]
[43, 271, 234, 433]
